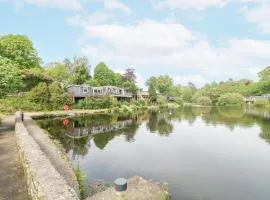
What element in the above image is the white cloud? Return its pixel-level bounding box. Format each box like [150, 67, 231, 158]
[104, 0, 131, 15]
[151, 0, 226, 10]
[241, 3, 270, 33]
[85, 0, 131, 14]
[74, 18, 270, 86]
[2, 0, 82, 11]
[66, 11, 113, 26]
[173, 75, 209, 87]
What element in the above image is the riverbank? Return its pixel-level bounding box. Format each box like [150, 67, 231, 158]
[10, 108, 172, 200]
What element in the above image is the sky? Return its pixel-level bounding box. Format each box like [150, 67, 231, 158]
[0, 0, 270, 88]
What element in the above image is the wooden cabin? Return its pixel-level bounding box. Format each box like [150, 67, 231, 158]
[67, 85, 133, 101]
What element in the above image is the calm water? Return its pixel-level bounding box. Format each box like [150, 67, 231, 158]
[37, 107, 270, 200]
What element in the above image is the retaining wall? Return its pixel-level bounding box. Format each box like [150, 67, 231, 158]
[15, 115, 80, 200]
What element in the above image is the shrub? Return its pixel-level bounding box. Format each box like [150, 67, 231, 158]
[217, 93, 244, 107]
[254, 99, 269, 107]
[74, 96, 117, 110]
[196, 96, 212, 106]
[0, 96, 45, 112]
[174, 97, 183, 106]
[28, 82, 50, 105]
[27, 82, 73, 110]
[48, 82, 73, 109]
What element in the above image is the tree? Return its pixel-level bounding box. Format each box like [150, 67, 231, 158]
[114, 73, 125, 87]
[146, 76, 157, 87]
[28, 82, 50, 105]
[46, 62, 70, 86]
[123, 68, 136, 83]
[156, 75, 173, 95]
[147, 76, 173, 95]
[0, 56, 21, 97]
[0, 34, 40, 69]
[123, 81, 138, 94]
[86, 78, 100, 87]
[258, 66, 270, 80]
[49, 82, 73, 109]
[68, 56, 91, 85]
[94, 62, 116, 86]
[148, 82, 157, 103]
[182, 87, 194, 102]
[21, 68, 52, 91]
[217, 93, 244, 106]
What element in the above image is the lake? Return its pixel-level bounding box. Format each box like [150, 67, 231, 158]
[37, 107, 270, 200]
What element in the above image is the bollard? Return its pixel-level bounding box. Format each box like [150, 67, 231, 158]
[114, 178, 127, 194]
[21, 112, 24, 122]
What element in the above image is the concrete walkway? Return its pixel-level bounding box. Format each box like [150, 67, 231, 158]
[0, 116, 29, 200]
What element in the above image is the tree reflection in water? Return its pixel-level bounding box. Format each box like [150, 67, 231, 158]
[37, 107, 270, 159]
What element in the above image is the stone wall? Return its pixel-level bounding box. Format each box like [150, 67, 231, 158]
[15, 116, 80, 200]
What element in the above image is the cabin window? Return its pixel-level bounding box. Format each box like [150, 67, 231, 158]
[83, 87, 88, 93]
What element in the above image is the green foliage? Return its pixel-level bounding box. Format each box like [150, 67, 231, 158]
[46, 62, 70, 86]
[196, 96, 212, 106]
[148, 82, 157, 103]
[0, 34, 40, 68]
[0, 56, 22, 97]
[49, 82, 73, 109]
[181, 87, 194, 102]
[217, 93, 244, 107]
[74, 96, 117, 110]
[123, 81, 138, 94]
[254, 100, 269, 108]
[69, 57, 90, 85]
[258, 66, 270, 80]
[74, 165, 87, 199]
[156, 75, 173, 95]
[21, 68, 52, 91]
[147, 75, 173, 95]
[94, 62, 116, 86]
[168, 85, 182, 97]
[0, 96, 45, 113]
[174, 97, 183, 106]
[27, 82, 73, 110]
[114, 73, 125, 87]
[28, 82, 50, 105]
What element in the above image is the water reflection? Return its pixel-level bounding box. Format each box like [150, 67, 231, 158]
[37, 107, 270, 160]
[37, 107, 270, 199]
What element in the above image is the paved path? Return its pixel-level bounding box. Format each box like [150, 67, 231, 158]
[0, 116, 29, 200]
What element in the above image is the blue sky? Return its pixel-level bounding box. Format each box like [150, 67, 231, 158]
[1, 0, 270, 88]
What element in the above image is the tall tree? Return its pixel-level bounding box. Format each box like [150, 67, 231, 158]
[123, 81, 138, 94]
[94, 62, 116, 86]
[0, 34, 41, 69]
[156, 75, 173, 95]
[123, 68, 136, 83]
[45, 62, 70, 86]
[148, 82, 157, 103]
[66, 56, 91, 85]
[0, 56, 21, 97]
[258, 66, 270, 80]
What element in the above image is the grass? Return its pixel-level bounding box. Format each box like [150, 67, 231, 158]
[0, 112, 3, 125]
[74, 164, 88, 199]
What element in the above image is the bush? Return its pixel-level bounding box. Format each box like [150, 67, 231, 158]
[27, 82, 73, 110]
[196, 96, 212, 106]
[28, 82, 50, 105]
[254, 99, 269, 107]
[48, 82, 73, 109]
[174, 97, 183, 106]
[0, 96, 45, 113]
[217, 93, 244, 107]
[73, 96, 117, 110]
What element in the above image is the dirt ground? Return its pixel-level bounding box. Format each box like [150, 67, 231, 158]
[0, 116, 29, 200]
